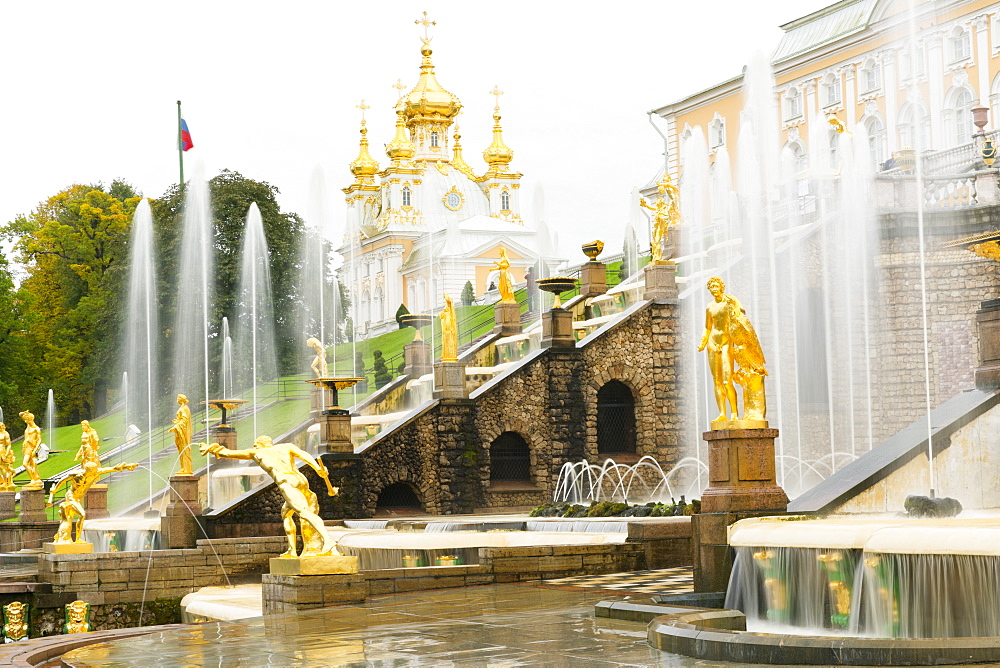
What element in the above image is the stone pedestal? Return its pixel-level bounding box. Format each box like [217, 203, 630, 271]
[580, 261, 608, 297]
[269, 554, 358, 576]
[318, 410, 353, 453]
[310, 384, 323, 415]
[976, 298, 1000, 389]
[494, 301, 522, 335]
[434, 360, 467, 399]
[404, 340, 432, 378]
[262, 572, 367, 614]
[43, 542, 93, 555]
[693, 428, 788, 593]
[19, 489, 47, 523]
[701, 429, 788, 513]
[541, 308, 575, 349]
[161, 474, 202, 549]
[0, 491, 16, 521]
[643, 262, 678, 301]
[213, 425, 237, 450]
[83, 484, 109, 520]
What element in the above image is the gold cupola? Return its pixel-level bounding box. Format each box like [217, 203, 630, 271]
[349, 101, 379, 181]
[483, 87, 514, 172]
[386, 104, 416, 162]
[404, 16, 462, 123]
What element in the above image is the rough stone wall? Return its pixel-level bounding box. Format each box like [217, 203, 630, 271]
[872, 211, 1000, 442]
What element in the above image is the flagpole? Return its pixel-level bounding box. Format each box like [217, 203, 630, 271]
[177, 100, 184, 184]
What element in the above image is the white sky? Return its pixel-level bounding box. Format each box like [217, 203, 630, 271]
[0, 0, 834, 264]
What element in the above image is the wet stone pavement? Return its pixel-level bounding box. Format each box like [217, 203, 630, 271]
[57, 582, 734, 667]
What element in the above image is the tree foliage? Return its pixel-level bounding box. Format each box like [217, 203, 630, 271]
[461, 280, 475, 306]
[2, 181, 139, 422]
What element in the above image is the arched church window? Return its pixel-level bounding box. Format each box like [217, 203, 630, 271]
[402, 185, 411, 207]
[430, 131, 439, 148]
[500, 189, 510, 210]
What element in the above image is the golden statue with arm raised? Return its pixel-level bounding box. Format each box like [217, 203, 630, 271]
[168, 394, 193, 475]
[639, 175, 681, 264]
[75, 420, 100, 468]
[19, 411, 43, 490]
[307, 337, 328, 378]
[0, 423, 14, 492]
[49, 461, 138, 544]
[494, 247, 515, 303]
[200, 436, 340, 558]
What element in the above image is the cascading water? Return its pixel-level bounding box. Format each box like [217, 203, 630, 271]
[126, 199, 158, 504]
[220, 318, 233, 400]
[45, 389, 55, 459]
[552, 456, 707, 505]
[173, 170, 214, 506]
[234, 203, 277, 436]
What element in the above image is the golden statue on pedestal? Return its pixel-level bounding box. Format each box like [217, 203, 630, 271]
[494, 247, 516, 304]
[0, 423, 14, 492]
[49, 460, 138, 544]
[2, 601, 28, 642]
[200, 436, 340, 558]
[168, 394, 193, 475]
[698, 277, 768, 426]
[18, 411, 43, 491]
[639, 175, 681, 264]
[307, 337, 329, 378]
[440, 293, 458, 362]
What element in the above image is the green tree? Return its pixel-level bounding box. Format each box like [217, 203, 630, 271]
[460, 280, 475, 306]
[394, 302, 409, 328]
[151, 170, 306, 376]
[2, 182, 139, 421]
[0, 254, 33, 432]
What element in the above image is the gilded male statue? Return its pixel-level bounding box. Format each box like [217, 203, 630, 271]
[439, 293, 458, 362]
[49, 460, 138, 544]
[168, 394, 193, 475]
[698, 277, 768, 424]
[639, 175, 681, 264]
[494, 247, 516, 303]
[200, 436, 339, 558]
[19, 411, 43, 490]
[75, 420, 100, 468]
[0, 423, 14, 492]
[307, 337, 328, 378]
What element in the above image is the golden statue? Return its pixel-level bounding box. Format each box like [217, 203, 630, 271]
[168, 394, 193, 475]
[639, 175, 681, 264]
[64, 600, 91, 634]
[698, 277, 768, 425]
[307, 337, 328, 378]
[439, 293, 458, 362]
[49, 460, 138, 544]
[19, 410, 43, 491]
[75, 420, 100, 468]
[494, 247, 516, 303]
[2, 601, 28, 642]
[200, 436, 340, 558]
[0, 422, 14, 492]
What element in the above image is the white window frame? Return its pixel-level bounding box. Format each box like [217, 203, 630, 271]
[950, 26, 971, 63]
[823, 74, 841, 107]
[860, 59, 881, 94]
[784, 88, 803, 121]
[708, 114, 726, 150]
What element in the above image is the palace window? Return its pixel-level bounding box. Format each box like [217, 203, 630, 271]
[824, 75, 841, 107]
[860, 59, 881, 93]
[898, 101, 931, 150]
[951, 27, 971, 62]
[828, 131, 840, 170]
[784, 88, 802, 121]
[402, 185, 411, 207]
[949, 88, 974, 146]
[900, 46, 926, 79]
[865, 116, 887, 167]
[709, 114, 726, 149]
[500, 189, 510, 210]
[430, 131, 439, 148]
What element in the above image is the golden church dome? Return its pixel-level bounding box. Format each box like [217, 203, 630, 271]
[483, 108, 514, 170]
[386, 106, 416, 162]
[350, 120, 379, 179]
[404, 42, 462, 121]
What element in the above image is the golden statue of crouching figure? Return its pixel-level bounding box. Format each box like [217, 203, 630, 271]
[201, 436, 340, 558]
[49, 461, 138, 545]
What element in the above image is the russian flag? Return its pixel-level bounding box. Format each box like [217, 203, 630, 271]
[180, 119, 194, 151]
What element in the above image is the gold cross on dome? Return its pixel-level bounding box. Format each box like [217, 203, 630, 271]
[489, 85, 504, 109]
[415, 11, 436, 42]
[356, 99, 370, 121]
[392, 79, 407, 100]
